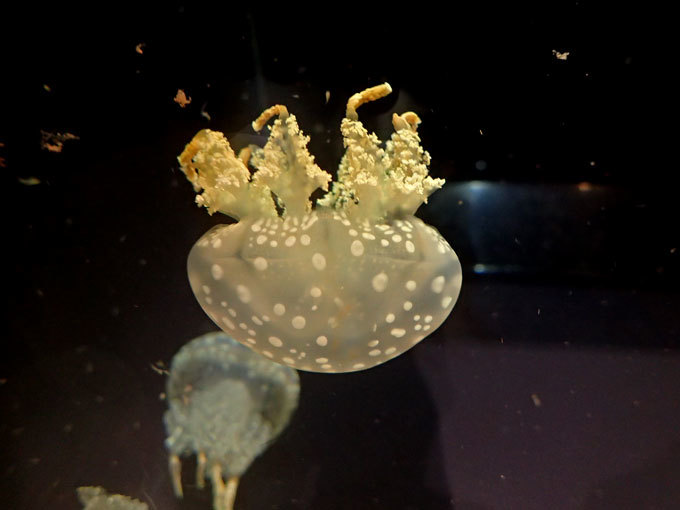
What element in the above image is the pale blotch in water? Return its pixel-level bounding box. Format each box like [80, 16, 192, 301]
[77, 487, 148, 510]
[178, 83, 462, 373]
[164, 332, 299, 510]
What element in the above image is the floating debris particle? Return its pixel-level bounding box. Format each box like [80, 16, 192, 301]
[531, 393, 542, 407]
[150, 360, 170, 376]
[135, 43, 145, 54]
[200, 103, 211, 121]
[325, 90, 330, 104]
[18, 176, 41, 186]
[174, 89, 191, 108]
[43, 84, 52, 92]
[41, 130, 79, 153]
[552, 50, 570, 60]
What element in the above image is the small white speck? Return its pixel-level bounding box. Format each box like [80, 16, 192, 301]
[350, 240, 364, 256]
[285, 235, 296, 247]
[348, 229, 358, 236]
[316, 335, 328, 346]
[273, 303, 286, 316]
[292, 315, 306, 329]
[268, 336, 283, 347]
[211, 264, 224, 280]
[368, 339, 379, 347]
[300, 234, 311, 246]
[380, 239, 389, 247]
[221, 316, 235, 330]
[406, 280, 417, 291]
[405, 241, 415, 253]
[403, 301, 413, 311]
[385, 313, 395, 323]
[253, 257, 268, 271]
[236, 285, 251, 303]
[369, 349, 381, 357]
[282, 357, 295, 365]
[362, 232, 376, 240]
[441, 295, 453, 308]
[392, 234, 402, 243]
[372, 272, 388, 292]
[353, 363, 366, 369]
[256, 235, 267, 245]
[310, 287, 322, 297]
[211, 238, 222, 248]
[262, 350, 273, 358]
[385, 346, 397, 355]
[312, 253, 326, 270]
[202, 285, 211, 294]
[252, 316, 263, 325]
[315, 357, 329, 364]
[390, 328, 406, 338]
[431, 275, 445, 294]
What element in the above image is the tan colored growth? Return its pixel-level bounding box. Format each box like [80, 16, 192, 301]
[345, 82, 393, 120]
[178, 83, 443, 221]
[251, 105, 289, 132]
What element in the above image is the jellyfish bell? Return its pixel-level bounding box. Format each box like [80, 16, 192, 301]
[179, 84, 462, 373]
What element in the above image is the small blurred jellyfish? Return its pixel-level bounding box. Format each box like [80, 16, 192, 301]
[77, 487, 148, 510]
[178, 83, 462, 373]
[163, 332, 299, 510]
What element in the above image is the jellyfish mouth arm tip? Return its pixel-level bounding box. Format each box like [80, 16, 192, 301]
[169, 454, 184, 498]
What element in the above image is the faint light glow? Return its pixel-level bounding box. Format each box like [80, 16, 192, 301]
[577, 182, 593, 192]
[468, 180, 488, 192]
[473, 264, 488, 274]
[475, 160, 487, 171]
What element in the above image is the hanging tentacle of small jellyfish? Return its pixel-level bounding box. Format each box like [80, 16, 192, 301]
[178, 84, 462, 373]
[164, 332, 300, 510]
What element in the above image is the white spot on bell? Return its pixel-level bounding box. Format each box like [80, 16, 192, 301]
[236, 285, 251, 303]
[253, 257, 268, 271]
[350, 239, 364, 256]
[431, 275, 446, 293]
[211, 264, 224, 280]
[292, 316, 306, 329]
[312, 253, 326, 270]
[372, 272, 388, 292]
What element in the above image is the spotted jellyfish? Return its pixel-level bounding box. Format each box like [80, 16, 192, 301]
[164, 332, 299, 510]
[178, 83, 462, 373]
